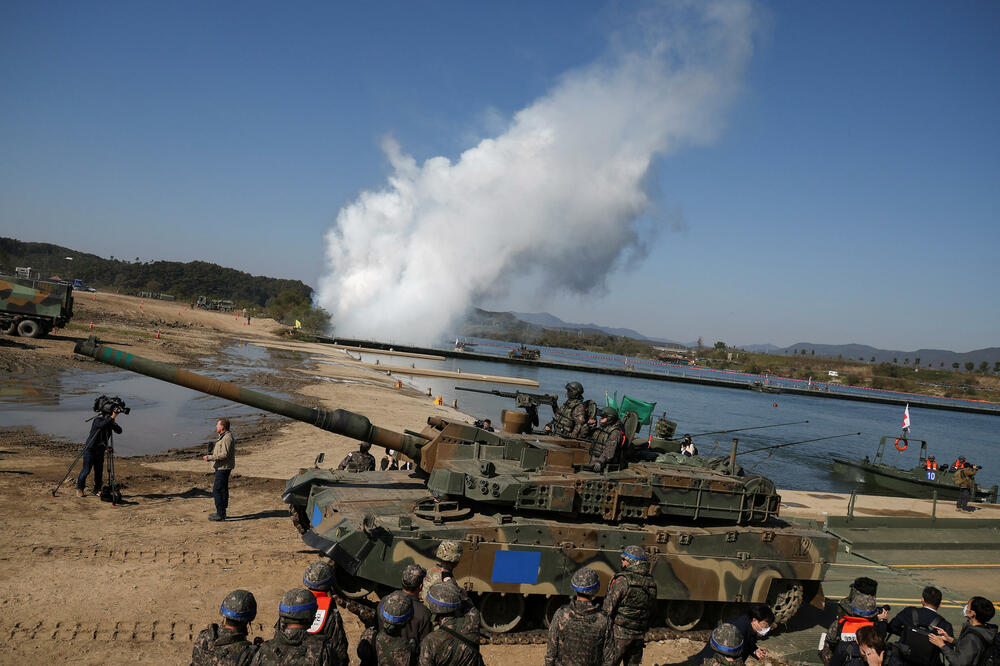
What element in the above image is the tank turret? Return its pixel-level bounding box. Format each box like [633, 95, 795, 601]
[74, 336, 835, 634]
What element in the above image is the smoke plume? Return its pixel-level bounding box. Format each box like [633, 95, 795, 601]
[318, 1, 756, 344]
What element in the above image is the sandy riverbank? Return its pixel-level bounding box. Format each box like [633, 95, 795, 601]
[1, 292, 708, 664]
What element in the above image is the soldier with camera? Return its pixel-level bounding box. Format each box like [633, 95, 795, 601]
[76, 395, 125, 497]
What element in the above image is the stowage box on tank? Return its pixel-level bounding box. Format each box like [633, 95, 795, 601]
[75, 336, 837, 634]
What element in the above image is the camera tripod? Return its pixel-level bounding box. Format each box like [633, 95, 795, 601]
[50, 420, 124, 504]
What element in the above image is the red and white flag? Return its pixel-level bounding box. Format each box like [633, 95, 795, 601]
[901, 404, 911, 431]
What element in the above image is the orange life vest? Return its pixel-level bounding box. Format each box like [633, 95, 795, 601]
[307, 590, 333, 634]
[838, 615, 875, 642]
[953, 459, 966, 469]
[925, 459, 938, 470]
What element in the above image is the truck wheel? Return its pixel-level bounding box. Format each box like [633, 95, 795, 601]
[16, 319, 43, 339]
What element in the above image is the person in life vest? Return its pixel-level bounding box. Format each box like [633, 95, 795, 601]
[828, 593, 882, 666]
[953, 456, 967, 470]
[301, 560, 349, 665]
[925, 457, 938, 471]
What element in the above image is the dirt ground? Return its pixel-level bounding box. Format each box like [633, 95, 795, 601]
[0, 292, 704, 664]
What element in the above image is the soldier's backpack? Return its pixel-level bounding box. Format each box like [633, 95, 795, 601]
[898, 609, 942, 666]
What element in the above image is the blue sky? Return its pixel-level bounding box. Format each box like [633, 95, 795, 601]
[2, 1, 997, 350]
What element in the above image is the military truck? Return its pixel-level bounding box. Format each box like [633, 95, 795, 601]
[1, 273, 74, 338]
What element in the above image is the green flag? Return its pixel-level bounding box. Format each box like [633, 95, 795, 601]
[606, 392, 656, 425]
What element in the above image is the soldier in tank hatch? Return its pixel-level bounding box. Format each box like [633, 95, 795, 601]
[301, 560, 349, 665]
[604, 545, 657, 666]
[338, 441, 376, 472]
[545, 381, 593, 438]
[191, 589, 260, 666]
[251, 588, 336, 666]
[587, 406, 626, 471]
[419, 582, 481, 666]
[545, 567, 611, 666]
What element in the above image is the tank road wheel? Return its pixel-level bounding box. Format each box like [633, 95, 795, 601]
[665, 599, 704, 631]
[478, 592, 526, 634]
[331, 566, 373, 600]
[769, 582, 804, 625]
[16, 319, 42, 339]
[543, 596, 568, 628]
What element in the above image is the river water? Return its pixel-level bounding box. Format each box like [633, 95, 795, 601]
[2, 340, 996, 493]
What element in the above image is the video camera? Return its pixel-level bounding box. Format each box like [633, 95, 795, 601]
[93, 395, 130, 416]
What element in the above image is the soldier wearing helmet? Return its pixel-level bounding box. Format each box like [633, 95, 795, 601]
[822, 576, 889, 662]
[301, 560, 349, 664]
[419, 582, 481, 665]
[420, 540, 481, 639]
[603, 545, 657, 666]
[545, 382, 595, 439]
[695, 605, 775, 663]
[337, 442, 376, 472]
[375, 591, 418, 666]
[252, 588, 334, 666]
[545, 567, 611, 666]
[587, 406, 626, 471]
[191, 589, 259, 666]
[705, 623, 745, 665]
[355, 564, 433, 665]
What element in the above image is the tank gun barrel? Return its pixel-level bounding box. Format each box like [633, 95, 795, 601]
[72, 336, 426, 461]
[689, 420, 809, 438]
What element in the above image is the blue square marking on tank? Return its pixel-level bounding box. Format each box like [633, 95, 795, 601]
[491, 550, 541, 584]
[311, 504, 322, 527]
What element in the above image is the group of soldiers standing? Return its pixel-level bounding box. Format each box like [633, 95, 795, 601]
[191, 540, 659, 666]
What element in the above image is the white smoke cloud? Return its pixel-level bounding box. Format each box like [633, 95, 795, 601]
[318, 0, 757, 345]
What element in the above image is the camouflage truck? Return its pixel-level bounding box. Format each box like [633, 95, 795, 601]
[1, 273, 74, 338]
[74, 336, 836, 635]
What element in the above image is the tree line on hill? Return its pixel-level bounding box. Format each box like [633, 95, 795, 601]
[0, 237, 330, 333]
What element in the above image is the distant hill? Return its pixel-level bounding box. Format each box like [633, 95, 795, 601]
[511, 311, 687, 346]
[744, 341, 1000, 368]
[0, 237, 312, 307]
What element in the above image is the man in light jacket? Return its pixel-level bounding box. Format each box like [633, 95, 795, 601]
[203, 418, 235, 521]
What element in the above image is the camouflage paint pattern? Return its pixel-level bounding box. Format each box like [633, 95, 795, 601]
[1, 275, 74, 335]
[72, 339, 837, 630]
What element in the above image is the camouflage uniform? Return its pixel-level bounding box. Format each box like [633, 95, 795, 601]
[545, 568, 610, 666]
[419, 583, 481, 666]
[302, 561, 350, 665]
[603, 547, 657, 666]
[252, 588, 336, 666]
[418, 615, 481, 666]
[338, 446, 376, 472]
[546, 382, 595, 438]
[375, 591, 419, 666]
[191, 624, 258, 666]
[588, 408, 625, 469]
[421, 541, 462, 603]
[192, 589, 259, 666]
[251, 626, 334, 666]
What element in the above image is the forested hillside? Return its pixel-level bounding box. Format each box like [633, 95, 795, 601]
[0, 237, 312, 307]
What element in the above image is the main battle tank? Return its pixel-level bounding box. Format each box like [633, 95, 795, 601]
[74, 336, 837, 634]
